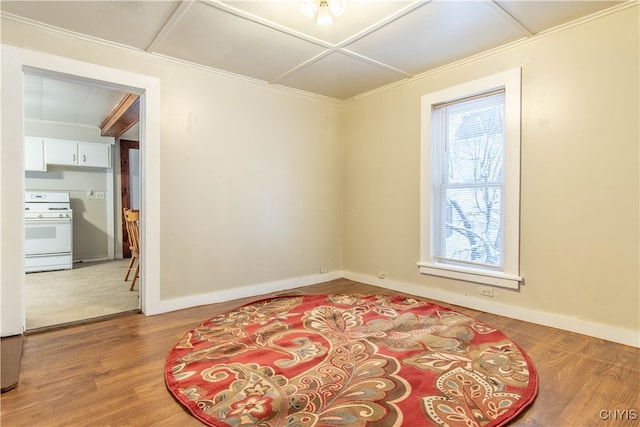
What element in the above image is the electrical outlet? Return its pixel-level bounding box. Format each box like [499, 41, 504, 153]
[479, 287, 494, 297]
[320, 268, 328, 274]
[95, 192, 105, 199]
[378, 272, 386, 279]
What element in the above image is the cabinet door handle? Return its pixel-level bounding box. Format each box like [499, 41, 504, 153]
[82, 155, 86, 163]
[73, 154, 76, 162]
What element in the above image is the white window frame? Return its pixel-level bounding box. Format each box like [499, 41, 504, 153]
[418, 68, 522, 289]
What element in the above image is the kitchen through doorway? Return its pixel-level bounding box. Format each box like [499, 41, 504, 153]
[23, 71, 142, 331]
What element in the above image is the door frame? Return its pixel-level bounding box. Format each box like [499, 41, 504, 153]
[120, 139, 140, 257]
[1, 46, 162, 336]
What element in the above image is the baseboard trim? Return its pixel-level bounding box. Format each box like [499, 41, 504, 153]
[343, 271, 639, 348]
[147, 269, 638, 348]
[151, 271, 343, 315]
[73, 257, 109, 264]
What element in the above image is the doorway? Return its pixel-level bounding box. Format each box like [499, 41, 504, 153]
[1, 45, 162, 337]
[120, 139, 140, 257]
[22, 71, 142, 331]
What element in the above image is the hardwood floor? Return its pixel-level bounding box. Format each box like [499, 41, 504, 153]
[2, 279, 638, 426]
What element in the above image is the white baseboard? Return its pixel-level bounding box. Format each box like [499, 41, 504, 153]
[147, 269, 638, 348]
[151, 270, 343, 315]
[73, 257, 109, 264]
[343, 271, 640, 348]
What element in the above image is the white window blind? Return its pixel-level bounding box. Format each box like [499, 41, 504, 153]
[433, 91, 505, 270]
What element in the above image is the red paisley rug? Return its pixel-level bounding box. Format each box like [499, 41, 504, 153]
[165, 294, 538, 426]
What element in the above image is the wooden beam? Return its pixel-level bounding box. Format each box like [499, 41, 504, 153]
[100, 93, 140, 138]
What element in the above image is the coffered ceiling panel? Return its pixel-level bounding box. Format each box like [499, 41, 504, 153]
[345, 1, 527, 75]
[496, 0, 622, 34]
[275, 51, 407, 100]
[153, 1, 328, 83]
[218, 1, 416, 45]
[1, 0, 180, 50]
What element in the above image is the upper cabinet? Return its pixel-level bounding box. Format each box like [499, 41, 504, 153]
[24, 137, 46, 171]
[45, 139, 111, 168]
[28, 138, 112, 169]
[77, 143, 111, 168]
[44, 139, 78, 166]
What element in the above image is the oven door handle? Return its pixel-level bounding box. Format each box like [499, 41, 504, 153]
[25, 216, 71, 222]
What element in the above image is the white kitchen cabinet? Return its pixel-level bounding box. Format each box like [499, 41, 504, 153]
[25, 137, 46, 171]
[45, 138, 111, 168]
[79, 143, 111, 168]
[45, 139, 78, 166]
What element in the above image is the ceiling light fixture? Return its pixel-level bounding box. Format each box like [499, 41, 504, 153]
[300, 0, 347, 26]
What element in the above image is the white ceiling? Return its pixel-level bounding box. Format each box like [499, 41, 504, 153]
[23, 74, 129, 127]
[2, 0, 625, 133]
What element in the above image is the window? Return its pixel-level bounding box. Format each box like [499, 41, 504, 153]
[419, 69, 522, 289]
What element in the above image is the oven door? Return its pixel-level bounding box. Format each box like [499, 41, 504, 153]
[25, 217, 72, 256]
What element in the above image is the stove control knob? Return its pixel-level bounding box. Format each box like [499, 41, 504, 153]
[38, 214, 43, 218]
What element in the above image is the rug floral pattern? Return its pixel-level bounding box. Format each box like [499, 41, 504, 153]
[165, 294, 537, 426]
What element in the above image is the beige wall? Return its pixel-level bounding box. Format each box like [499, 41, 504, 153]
[158, 66, 343, 299]
[343, 6, 639, 336]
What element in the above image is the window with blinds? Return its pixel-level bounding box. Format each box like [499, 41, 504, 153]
[432, 91, 505, 269]
[418, 68, 522, 289]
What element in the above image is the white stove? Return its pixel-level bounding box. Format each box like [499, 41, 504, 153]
[25, 192, 73, 272]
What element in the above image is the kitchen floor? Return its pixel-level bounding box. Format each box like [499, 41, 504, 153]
[25, 259, 140, 331]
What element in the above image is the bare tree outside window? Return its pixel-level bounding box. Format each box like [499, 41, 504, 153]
[435, 93, 505, 268]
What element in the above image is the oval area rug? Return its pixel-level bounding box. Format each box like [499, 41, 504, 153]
[165, 294, 538, 426]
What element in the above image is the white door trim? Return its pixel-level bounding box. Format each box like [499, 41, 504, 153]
[1, 45, 162, 335]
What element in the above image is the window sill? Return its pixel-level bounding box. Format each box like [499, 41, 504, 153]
[417, 262, 522, 289]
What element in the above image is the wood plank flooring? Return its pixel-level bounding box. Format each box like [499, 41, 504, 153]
[2, 279, 638, 426]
